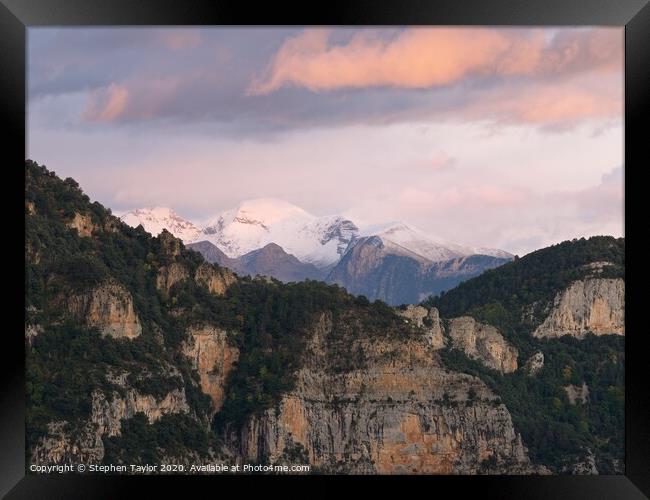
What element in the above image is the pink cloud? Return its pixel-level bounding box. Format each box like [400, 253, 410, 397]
[460, 78, 622, 128]
[81, 78, 182, 123]
[82, 83, 129, 122]
[248, 28, 621, 95]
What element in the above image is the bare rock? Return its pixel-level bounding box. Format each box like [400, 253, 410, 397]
[523, 352, 544, 376]
[194, 263, 237, 296]
[396, 305, 447, 349]
[447, 317, 518, 373]
[182, 324, 239, 412]
[68, 281, 142, 339]
[532, 278, 624, 339]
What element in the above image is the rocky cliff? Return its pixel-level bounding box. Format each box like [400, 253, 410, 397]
[66, 212, 96, 238]
[396, 305, 447, 349]
[156, 262, 189, 294]
[67, 281, 142, 339]
[194, 263, 237, 296]
[447, 317, 518, 373]
[31, 372, 192, 465]
[232, 313, 537, 474]
[532, 278, 624, 339]
[182, 325, 239, 412]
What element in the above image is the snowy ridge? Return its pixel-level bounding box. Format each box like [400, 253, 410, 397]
[120, 199, 512, 269]
[120, 207, 202, 243]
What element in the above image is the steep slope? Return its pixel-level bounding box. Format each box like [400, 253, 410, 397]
[327, 236, 511, 305]
[232, 311, 539, 474]
[186, 240, 246, 274]
[425, 236, 625, 473]
[238, 243, 324, 282]
[369, 222, 511, 262]
[26, 160, 546, 474]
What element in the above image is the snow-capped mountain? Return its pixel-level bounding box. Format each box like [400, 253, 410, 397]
[362, 222, 512, 262]
[120, 207, 202, 243]
[119, 199, 511, 271]
[199, 199, 359, 268]
[119, 199, 514, 304]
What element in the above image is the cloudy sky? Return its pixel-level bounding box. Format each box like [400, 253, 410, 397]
[27, 27, 623, 255]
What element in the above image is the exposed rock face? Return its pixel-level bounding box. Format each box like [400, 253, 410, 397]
[156, 262, 189, 293]
[194, 263, 237, 296]
[91, 387, 190, 437]
[25, 324, 42, 347]
[327, 237, 511, 306]
[447, 317, 518, 373]
[523, 352, 544, 376]
[396, 305, 446, 349]
[32, 379, 190, 465]
[67, 281, 142, 339]
[234, 313, 537, 474]
[31, 421, 104, 465]
[182, 325, 239, 411]
[26, 200, 36, 215]
[158, 229, 182, 257]
[564, 383, 589, 405]
[533, 278, 624, 339]
[66, 212, 96, 238]
[565, 449, 599, 474]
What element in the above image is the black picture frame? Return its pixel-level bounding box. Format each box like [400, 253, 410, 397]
[3, 0, 648, 497]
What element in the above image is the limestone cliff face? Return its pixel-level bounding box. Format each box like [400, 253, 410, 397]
[447, 317, 518, 373]
[91, 387, 190, 437]
[31, 378, 191, 465]
[66, 212, 97, 238]
[67, 281, 142, 339]
[396, 305, 447, 349]
[234, 313, 538, 474]
[156, 262, 189, 293]
[532, 278, 624, 339]
[31, 421, 104, 465]
[182, 325, 239, 411]
[194, 263, 237, 296]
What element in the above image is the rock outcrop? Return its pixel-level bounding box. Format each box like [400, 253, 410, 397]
[182, 325, 239, 411]
[234, 313, 537, 474]
[32, 379, 191, 465]
[532, 278, 624, 339]
[31, 421, 104, 465]
[156, 262, 189, 293]
[91, 387, 190, 437]
[158, 229, 182, 257]
[67, 281, 142, 339]
[194, 263, 237, 296]
[25, 324, 42, 347]
[564, 383, 589, 405]
[447, 317, 518, 373]
[66, 212, 96, 238]
[523, 352, 544, 376]
[396, 305, 447, 349]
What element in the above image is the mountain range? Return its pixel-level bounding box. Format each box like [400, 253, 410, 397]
[120, 201, 513, 304]
[25, 160, 624, 474]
